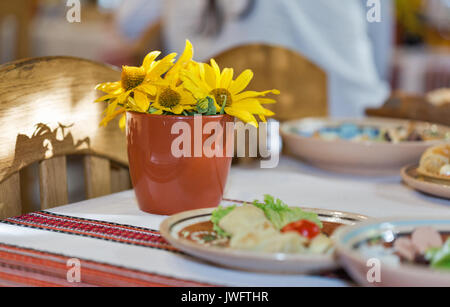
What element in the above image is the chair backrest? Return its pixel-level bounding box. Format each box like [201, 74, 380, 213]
[213, 44, 328, 122]
[0, 0, 33, 62]
[0, 57, 130, 219]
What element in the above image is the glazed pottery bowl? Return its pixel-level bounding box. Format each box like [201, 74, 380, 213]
[160, 207, 368, 274]
[401, 165, 450, 200]
[334, 217, 450, 287]
[126, 112, 234, 215]
[281, 117, 450, 176]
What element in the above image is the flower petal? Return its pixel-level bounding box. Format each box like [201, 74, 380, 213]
[138, 84, 157, 96]
[171, 104, 184, 114]
[181, 74, 210, 99]
[143, 51, 161, 71]
[147, 53, 177, 79]
[166, 40, 193, 79]
[180, 90, 197, 105]
[233, 99, 274, 116]
[95, 94, 117, 103]
[96, 82, 123, 95]
[220, 68, 234, 89]
[100, 107, 125, 127]
[224, 107, 258, 127]
[203, 63, 217, 89]
[134, 91, 150, 112]
[210, 59, 222, 88]
[105, 91, 128, 116]
[119, 114, 126, 131]
[256, 98, 277, 104]
[229, 69, 253, 94]
[234, 89, 280, 102]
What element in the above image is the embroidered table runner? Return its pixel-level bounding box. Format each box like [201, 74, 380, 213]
[0, 191, 348, 287]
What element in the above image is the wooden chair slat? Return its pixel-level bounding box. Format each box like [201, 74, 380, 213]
[111, 166, 131, 194]
[84, 155, 111, 199]
[0, 57, 126, 184]
[0, 56, 129, 218]
[213, 44, 328, 122]
[39, 156, 68, 209]
[0, 173, 21, 219]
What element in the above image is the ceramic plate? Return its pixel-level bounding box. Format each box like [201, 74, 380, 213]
[401, 165, 450, 200]
[280, 117, 450, 176]
[160, 207, 368, 274]
[334, 218, 450, 287]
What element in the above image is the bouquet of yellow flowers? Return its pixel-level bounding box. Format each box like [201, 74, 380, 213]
[95, 40, 279, 129]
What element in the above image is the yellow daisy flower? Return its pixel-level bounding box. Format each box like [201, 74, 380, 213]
[151, 40, 197, 115]
[181, 59, 279, 127]
[151, 84, 197, 115]
[96, 51, 177, 128]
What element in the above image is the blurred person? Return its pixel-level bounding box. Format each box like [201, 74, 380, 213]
[115, 0, 163, 40]
[115, 0, 393, 117]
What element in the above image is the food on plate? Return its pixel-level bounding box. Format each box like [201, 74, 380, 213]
[418, 144, 450, 180]
[209, 195, 333, 254]
[358, 227, 450, 271]
[292, 122, 449, 143]
[426, 88, 450, 107]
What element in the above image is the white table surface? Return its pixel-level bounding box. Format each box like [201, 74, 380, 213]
[225, 157, 450, 218]
[0, 156, 449, 287]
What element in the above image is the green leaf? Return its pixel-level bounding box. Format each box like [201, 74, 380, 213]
[205, 96, 217, 116]
[210, 195, 322, 238]
[196, 97, 209, 114]
[211, 205, 236, 237]
[219, 96, 227, 115]
[148, 107, 159, 114]
[428, 238, 450, 270]
[252, 195, 323, 230]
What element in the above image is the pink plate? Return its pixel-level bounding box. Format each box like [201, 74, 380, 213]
[401, 165, 450, 200]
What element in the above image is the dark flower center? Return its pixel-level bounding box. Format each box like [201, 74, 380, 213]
[121, 66, 146, 91]
[210, 88, 232, 107]
[159, 88, 181, 108]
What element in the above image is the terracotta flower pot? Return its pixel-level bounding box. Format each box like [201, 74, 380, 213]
[126, 112, 234, 215]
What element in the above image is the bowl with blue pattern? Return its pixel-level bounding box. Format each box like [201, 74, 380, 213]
[280, 117, 450, 176]
[334, 217, 450, 287]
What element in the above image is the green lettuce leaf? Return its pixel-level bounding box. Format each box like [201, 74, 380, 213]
[252, 195, 322, 230]
[427, 238, 450, 270]
[211, 205, 236, 237]
[210, 195, 323, 238]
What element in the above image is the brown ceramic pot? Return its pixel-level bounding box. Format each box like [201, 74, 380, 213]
[126, 112, 234, 215]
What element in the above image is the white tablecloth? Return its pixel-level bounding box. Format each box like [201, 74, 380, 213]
[225, 157, 450, 218]
[0, 157, 449, 287]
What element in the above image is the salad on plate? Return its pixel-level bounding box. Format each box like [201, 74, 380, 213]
[180, 195, 336, 255]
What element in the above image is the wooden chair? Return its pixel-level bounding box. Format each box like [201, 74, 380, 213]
[213, 44, 328, 122]
[213, 44, 328, 163]
[366, 91, 450, 126]
[0, 57, 131, 219]
[0, 0, 34, 61]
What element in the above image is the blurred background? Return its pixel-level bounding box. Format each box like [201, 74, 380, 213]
[1, 0, 449, 95]
[1, 0, 449, 211]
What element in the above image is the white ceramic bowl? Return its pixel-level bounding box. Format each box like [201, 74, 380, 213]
[334, 217, 450, 287]
[281, 117, 450, 176]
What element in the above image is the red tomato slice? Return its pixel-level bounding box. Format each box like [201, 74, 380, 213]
[281, 220, 320, 239]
